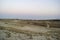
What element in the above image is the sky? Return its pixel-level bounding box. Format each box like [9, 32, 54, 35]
[0, 0, 60, 20]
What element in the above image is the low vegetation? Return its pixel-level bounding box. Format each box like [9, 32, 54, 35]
[0, 19, 60, 40]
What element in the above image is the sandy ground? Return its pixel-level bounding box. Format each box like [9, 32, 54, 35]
[0, 21, 60, 40]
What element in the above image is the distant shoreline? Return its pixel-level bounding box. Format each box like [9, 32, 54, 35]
[0, 18, 60, 21]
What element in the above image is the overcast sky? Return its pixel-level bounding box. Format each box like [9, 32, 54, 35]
[0, 0, 60, 20]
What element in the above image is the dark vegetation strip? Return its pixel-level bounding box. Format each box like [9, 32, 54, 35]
[0, 19, 60, 28]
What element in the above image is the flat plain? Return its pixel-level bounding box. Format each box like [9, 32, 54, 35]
[0, 19, 60, 40]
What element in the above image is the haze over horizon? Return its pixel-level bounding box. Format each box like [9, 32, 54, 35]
[0, 0, 60, 20]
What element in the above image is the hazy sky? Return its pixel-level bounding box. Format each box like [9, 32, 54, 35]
[0, 0, 60, 19]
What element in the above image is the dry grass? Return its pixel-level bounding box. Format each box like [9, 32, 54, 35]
[0, 19, 60, 28]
